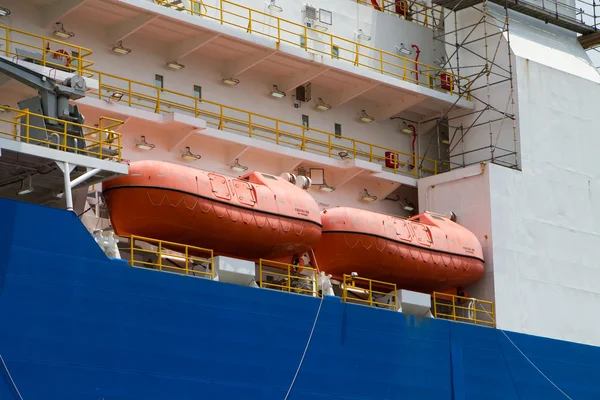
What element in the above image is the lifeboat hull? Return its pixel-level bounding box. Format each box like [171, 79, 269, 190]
[312, 207, 484, 293]
[102, 161, 322, 260]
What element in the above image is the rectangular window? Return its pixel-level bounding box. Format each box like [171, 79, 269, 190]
[319, 9, 333, 25]
[155, 74, 164, 89]
[71, 51, 79, 68]
[334, 123, 342, 137]
[302, 114, 309, 129]
[332, 46, 340, 59]
[194, 85, 202, 102]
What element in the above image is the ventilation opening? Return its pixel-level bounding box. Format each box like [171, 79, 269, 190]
[296, 83, 312, 103]
[303, 5, 318, 20]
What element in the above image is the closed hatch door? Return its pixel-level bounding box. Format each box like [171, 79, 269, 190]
[209, 174, 231, 200]
[413, 224, 433, 247]
[233, 180, 256, 206]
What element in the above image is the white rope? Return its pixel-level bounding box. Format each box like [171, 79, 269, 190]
[282, 249, 324, 400]
[497, 327, 573, 400]
[474, 304, 573, 400]
[0, 353, 24, 400]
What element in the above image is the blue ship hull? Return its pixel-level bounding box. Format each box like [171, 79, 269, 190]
[0, 198, 598, 399]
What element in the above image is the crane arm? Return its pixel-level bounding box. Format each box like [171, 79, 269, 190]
[0, 57, 57, 93]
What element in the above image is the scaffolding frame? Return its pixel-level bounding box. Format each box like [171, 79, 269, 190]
[419, 0, 600, 172]
[419, 0, 518, 172]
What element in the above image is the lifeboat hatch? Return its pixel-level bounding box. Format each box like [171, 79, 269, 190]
[233, 180, 256, 207]
[395, 219, 413, 241]
[413, 224, 433, 247]
[209, 173, 231, 200]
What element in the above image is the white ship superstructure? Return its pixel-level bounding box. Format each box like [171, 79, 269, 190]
[0, 0, 599, 347]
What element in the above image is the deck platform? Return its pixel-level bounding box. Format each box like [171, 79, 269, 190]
[433, 0, 599, 43]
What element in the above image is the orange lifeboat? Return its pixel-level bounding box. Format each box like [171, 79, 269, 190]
[102, 160, 322, 260]
[312, 207, 484, 293]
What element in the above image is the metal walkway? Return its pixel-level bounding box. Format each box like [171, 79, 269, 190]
[432, 0, 600, 48]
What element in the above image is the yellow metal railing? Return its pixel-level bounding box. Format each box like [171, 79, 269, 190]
[155, 0, 469, 97]
[129, 235, 215, 279]
[341, 275, 398, 311]
[258, 259, 319, 297]
[89, 69, 439, 176]
[0, 106, 123, 161]
[0, 26, 93, 75]
[432, 292, 495, 327]
[355, 0, 444, 29]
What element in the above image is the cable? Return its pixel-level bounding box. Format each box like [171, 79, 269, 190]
[0, 353, 24, 400]
[78, 205, 94, 217]
[497, 327, 573, 400]
[474, 304, 573, 400]
[282, 249, 324, 400]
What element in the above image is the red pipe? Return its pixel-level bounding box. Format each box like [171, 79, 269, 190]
[412, 44, 420, 83]
[408, 124, 416, 170]
[370, 0, 382, 11]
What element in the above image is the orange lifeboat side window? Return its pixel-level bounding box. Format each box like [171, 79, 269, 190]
[208, 173, 231, 200]
[232, 180, 257, 207]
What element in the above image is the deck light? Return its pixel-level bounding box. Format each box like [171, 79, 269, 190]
[17, 176, 34, 196]
[267, 0, 283, 13]
[401, 122, 413, 134]
[112, 41, 132, 55]
[338, 151, 349, 160]
[162, 0, 185, 10]
[270, 85, 286, 99]
[53, 22, 75, 39]
[166, 61, 185, 70]
[230, 158, 248, 172]
[0, 7, 10, 17]
[181, 146, 201, 161]
[222, 77, 240, 86]
[135, 136, 155, 151]
[360, 189, 377, 202]
[316, 98, 331, 111]
[319, 180, 335, 192]
[402, 201, 415, 212]
[356, 29, 371, 41]
[397, 43, 412, 56]
[359, 110, 374, 123]
[105, 91, 124, 104]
